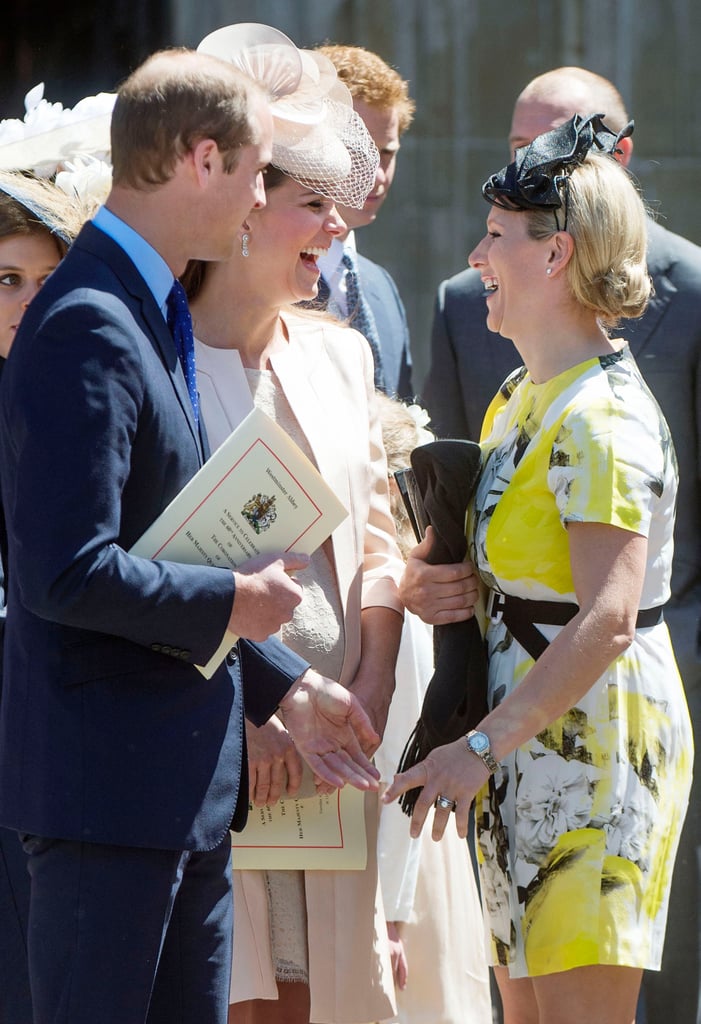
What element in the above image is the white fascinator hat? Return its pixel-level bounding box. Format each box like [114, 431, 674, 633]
[197, 23, 379, 209]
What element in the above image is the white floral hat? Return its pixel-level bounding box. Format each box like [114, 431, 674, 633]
[0, 83, 115, 179]
[197, 23, 379, 209]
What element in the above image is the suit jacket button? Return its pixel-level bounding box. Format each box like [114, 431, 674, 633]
[151, 643, 162, 653]
[179, 650, 190, 660]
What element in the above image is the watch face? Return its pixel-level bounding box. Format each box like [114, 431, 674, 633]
[470, 731, 490, 754]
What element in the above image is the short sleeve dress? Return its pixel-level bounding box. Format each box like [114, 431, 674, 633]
[470, 346, 693, 979]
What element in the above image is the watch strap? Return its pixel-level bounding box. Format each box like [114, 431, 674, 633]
[466, 730, 500, 774]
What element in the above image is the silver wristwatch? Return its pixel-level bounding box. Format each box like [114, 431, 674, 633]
[466, 729, 500, 774]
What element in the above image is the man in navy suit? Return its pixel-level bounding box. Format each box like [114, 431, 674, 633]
[0, 49, 379, 1024]
[421, 67, 701, 1024]
[313, 44, 416, 400]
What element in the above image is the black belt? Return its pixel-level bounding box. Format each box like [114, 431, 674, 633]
[486, 591, 664, 661]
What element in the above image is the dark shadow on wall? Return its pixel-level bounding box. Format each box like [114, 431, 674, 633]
[0, 0, 170, 117]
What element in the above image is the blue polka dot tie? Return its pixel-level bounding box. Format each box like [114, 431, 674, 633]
[341, 248, 386, 392]
[166, 279, 199, 424]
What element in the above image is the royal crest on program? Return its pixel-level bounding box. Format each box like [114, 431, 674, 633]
[241, 493, 278, 534]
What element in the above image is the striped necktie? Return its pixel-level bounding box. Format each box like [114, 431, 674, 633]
[166, 280, 199, 424]
[341, 248, 386, 392]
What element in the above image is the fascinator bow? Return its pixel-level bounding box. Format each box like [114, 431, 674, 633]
[197, 23, 378, 209]
[483, 112, 634, 214]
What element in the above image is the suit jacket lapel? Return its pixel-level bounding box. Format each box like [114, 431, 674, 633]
[269, 325, 350, 506]
[77, 223, 203, 460]
[139, 290, 202, 455]
[269, 320, 354, 619]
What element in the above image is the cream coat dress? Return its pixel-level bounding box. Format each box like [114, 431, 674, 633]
[195, 311, 404, 1023]
[375, 612, 492, 1024]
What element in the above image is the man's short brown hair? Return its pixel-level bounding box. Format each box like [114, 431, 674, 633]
[111, 49, 260, 188]
[318, 44, 415, 135]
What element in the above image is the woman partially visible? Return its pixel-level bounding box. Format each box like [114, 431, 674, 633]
[375, 394, 492, 1024]
[387, 115, 693, 1024]
[0, 172, 83, 358]
[0, 170, 85, 1024]
[186, 24, 404, 1024]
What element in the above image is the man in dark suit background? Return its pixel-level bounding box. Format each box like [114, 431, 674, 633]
[312, 44, 416, 400]
[422, 66, 701, 1024]
[0, 49, 380, 1024]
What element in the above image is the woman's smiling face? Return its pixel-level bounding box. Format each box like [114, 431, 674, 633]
[469, 207, 552, 342]
[0, 231, 62, 358]
[248, 175, 346, 304]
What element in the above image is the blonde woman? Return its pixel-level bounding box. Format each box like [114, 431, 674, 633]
[389, 115, 692, 1024]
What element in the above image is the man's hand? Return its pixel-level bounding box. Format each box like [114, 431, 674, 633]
[246, 717, 304, 807]
[399, 527, 478, 625]
[278, 669, 381, 791]
[229, 552, 309, 641]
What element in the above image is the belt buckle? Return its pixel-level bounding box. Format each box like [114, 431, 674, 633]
[486, 589, 505, 623]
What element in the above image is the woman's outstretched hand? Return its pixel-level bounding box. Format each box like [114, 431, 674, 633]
[383, 736, 490, 840]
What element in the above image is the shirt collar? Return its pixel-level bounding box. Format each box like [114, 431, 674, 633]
[316, 231, 357, 281]
[93, 206, 174, 316]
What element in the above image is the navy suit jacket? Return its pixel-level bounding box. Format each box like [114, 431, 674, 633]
[422, 217, 701, 690]
[319, 252, 413, 400]
[0, 222, 308, 851]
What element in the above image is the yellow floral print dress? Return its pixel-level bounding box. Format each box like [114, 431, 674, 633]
[470, 346, 693, 979]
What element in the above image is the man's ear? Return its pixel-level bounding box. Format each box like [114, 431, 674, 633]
[190, 138, 219, 186]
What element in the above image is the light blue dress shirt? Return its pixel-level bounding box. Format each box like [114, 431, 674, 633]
[93, 206, 174, 318]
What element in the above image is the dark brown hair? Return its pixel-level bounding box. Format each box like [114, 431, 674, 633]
[0, 171, 84, 255]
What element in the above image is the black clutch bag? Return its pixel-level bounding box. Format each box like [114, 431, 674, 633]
[394, 440, 489, 815]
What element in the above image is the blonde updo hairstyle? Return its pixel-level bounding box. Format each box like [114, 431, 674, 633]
[526, 151, 651, 327]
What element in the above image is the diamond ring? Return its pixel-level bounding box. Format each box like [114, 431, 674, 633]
[435, 794, 456, 811]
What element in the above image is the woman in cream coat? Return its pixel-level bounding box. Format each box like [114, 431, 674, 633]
[184, 162, 404, 1024]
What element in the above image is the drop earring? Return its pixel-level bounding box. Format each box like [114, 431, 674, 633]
[241, 232, 250, 258]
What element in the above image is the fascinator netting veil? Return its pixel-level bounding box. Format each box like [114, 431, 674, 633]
[197, 23, 379, 210]
[482, 112, 635, 227]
